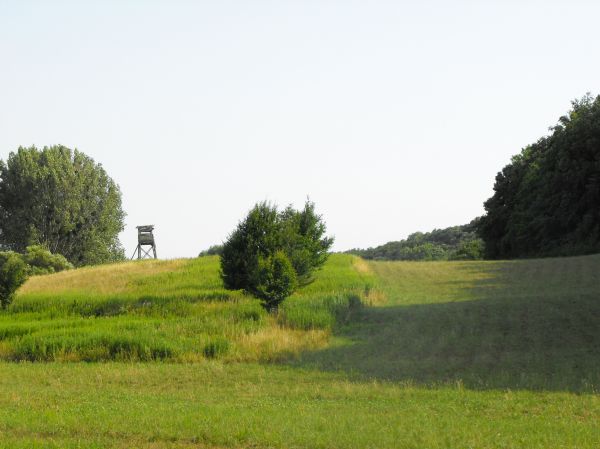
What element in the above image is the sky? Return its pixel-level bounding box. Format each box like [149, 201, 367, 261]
[1, 1, 599, 258]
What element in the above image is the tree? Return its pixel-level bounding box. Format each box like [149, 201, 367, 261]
[220, 200, 333, 311]
[0, 252, 28, 308]
[0, 146, 126, 266]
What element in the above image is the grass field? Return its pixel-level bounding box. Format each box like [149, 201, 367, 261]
[299, 255, 600, 391]
[1, 253, 599, 448]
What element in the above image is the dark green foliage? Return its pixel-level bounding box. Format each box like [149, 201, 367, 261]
[199, 244, 223, 257]
[0, 246, 72, 308]
[220, 201, 334, 310]
[221, 202, 281, 292]
[479, 94, 600, 258]
[0, 252, 28, 308]
[250, 251, 298, 312]
[23, 245, 73, 275]
[452, 238, 485, 261]
[0, 145, 126, 266]
[281, 201, 334, 285]
[348, 221, 483, 261]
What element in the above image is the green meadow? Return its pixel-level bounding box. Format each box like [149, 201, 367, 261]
[1, 253, 599, 448]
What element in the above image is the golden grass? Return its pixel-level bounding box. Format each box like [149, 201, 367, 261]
[363, 288, 387, 306]
[235, 324, 329, 362]
[351, 256, 372, 274]
[19, 259, 188, 295]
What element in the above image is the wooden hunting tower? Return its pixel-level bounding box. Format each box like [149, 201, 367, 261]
[132, 225, 157, 260]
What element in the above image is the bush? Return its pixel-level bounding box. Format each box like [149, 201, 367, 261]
[23, 245, 73, 275]
[220, 201, 333, 311]
[450, 239, 485, 260]
[221, 202, 280, 291]
[0, 252, 29, 308]
[250, 251, 298, 312]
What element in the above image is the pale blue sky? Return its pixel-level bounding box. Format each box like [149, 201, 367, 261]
[1, 1, 599, 258]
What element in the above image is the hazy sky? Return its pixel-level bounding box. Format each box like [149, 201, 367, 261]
[1, 1, 599, 258]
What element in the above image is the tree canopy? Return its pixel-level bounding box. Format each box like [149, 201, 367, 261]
[479, 94, 600, 258]
[0, 146, 125, 266]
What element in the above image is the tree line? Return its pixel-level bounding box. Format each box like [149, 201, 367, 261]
[346, 221, 484, 261]
[479, 94, 600, 258]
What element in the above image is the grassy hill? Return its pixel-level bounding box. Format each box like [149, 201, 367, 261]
[1, 254, 375, 362]
[1, 253, 599, 448]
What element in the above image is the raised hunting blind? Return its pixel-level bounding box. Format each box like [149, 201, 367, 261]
[131, 225, 157, 260]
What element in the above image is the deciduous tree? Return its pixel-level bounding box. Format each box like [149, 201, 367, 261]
[0, 146, 125, 266]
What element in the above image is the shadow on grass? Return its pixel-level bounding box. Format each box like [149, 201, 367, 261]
[292, 260, 600, 392]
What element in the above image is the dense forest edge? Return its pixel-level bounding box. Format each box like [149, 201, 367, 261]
[479, 94, 600, 258]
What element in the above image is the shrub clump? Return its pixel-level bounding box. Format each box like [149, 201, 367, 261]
[0, 252, 29, 308]
[251, 250, 298, 312]
[220, 200, 333, 312]
[0, 246, 73, 308]
[23, 245, 74, 275]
